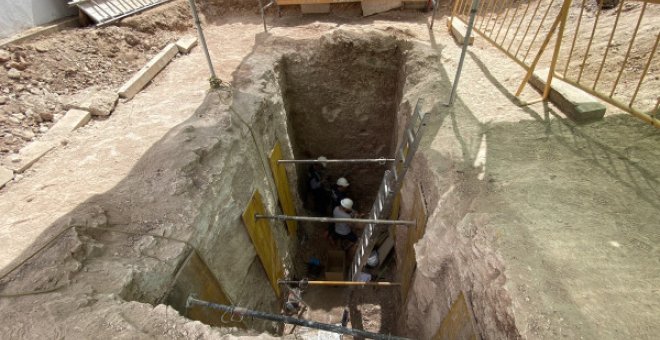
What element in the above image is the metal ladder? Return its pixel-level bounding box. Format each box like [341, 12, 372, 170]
[350, 99, 428, 281]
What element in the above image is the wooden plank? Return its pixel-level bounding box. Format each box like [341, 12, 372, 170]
[268, 141, 297, 237]
[242, 191, 284, 297]
[400, 183, 427, 302]
[433, 292, 480, 340]
[165, 252, 245, 328]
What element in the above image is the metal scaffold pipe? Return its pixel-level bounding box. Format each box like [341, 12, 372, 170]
[447, 0, 481, 105]
[254, 214, 416, 226]
[187, 0, 218, 82]
[278, 158, 396, 164]
[186, 297, 410, 340]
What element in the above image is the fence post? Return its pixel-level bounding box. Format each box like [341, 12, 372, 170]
[543, 0, 573, 99]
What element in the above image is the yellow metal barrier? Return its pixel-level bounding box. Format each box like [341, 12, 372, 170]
[242, 190, 285, 298]
[451, 0, 660, 128]
[269, 141, 297, 237]
[399, 184, 427, 302]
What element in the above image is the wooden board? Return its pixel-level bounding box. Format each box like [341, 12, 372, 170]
[433, 292, 480, 340]
[400, 183, 427, 302]
[269, 141, 297, 237]
[242, 190, 284, 298]
[165, 252, 245, 328]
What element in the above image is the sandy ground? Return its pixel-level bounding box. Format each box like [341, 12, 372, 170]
[0, 1, 658, 339]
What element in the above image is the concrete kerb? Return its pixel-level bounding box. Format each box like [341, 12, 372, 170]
[118, 43, 179, 100]
[530, 68, 606, 123]
[447, 17, 474, 45]
[0, 167, 13, 188]
[175, 36, 198, 54]
[8, 141, 57, 173]
[45, 109, 92, 141]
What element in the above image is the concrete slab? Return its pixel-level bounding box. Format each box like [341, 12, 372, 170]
[362, 0, 402, 16]
[530, 68, 606, 122]
[447, 17, 474, 45]
[46, 109, 91, 140]
[9, 141, 56, 173]
[64, 88, 118, 116]
[0, 167, 13, 189]
[175, 36, 198, 54]
[301, 4, 331, 13]
[118, 43, 179, 100]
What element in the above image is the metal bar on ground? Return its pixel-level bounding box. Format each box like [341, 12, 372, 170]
[523, 0, 555, 62]
[187, 0, 218, 82]
[489, 0, 508, 37]
[593, 0, 625, 89]
[278, 280, 401, 286]
[500, 0, 520, 45]
[577, 0, 603, 82]
[629, 32, 659, 107]
[186, 297, 411, 340]
[506, 1, 531, 51]
[448, 0, 481, 105]
[254, 214, 416, 226]
[278, 158, 395, 164]
[506, 0, 531, 52]
[543, 0, 572, 100]
[563, 0, 586, 77]
[494, 0, 512, 43]
[478, 0, 495, 31]
[475, 0, 488, 30]
[610, 1, 647, 97]
[515, 0, 542, 58]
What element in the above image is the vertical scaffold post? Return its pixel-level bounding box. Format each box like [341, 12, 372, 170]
[447, 0, 481, 106]
[187, 0, 219, 85]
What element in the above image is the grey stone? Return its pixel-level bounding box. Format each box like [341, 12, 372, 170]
[530, 68, 606, 123]
[175, 36, 198, 54]
[7, 68, 21, 79]
[63, 88, 119, 116]
[0, 96, 7, 105]
[0, 49, 10, 63]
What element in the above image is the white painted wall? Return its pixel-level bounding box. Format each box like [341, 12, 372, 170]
[0, 0, 76, 39]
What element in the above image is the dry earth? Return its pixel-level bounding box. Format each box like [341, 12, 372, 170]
[0, 0, 658, 339]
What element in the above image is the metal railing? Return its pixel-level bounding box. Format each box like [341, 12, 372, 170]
[449, 0, 660, 128]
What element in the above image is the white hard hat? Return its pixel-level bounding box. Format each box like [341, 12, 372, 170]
[336, 177, 349, 187]
[317, 156, 328, 167]
[367, 251, 379, 267]
[340, 198, 353, 210]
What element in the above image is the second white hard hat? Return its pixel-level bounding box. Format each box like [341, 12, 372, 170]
[317, 156, 328, 167]
[340, 198, 354, 210]
[336, 177, 349, 187]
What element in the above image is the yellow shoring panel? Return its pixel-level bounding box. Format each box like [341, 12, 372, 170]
[269, 141, 298, 237]
[400, 183, 427, 302]
[242, 190, 284, 298]
[433, 291, 479, 340]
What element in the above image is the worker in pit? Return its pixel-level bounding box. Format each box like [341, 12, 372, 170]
[328, 198, 359, 248]
[330, 177, 350, 210]
[308, 156, 330, 215]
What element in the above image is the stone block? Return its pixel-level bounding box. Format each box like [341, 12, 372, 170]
[64, 88, 118, 116]
[447, 17, 474, 45]
[362, 0, 402, 16]
[46, 109, 91, 140]
[118, 43, 179, 100]
[0, 167, 13, 188]
[530, 68, 606, 123]
[301, 4, 330, 13]
[175, 36, 198, 54]
[10, 141, 56, 173]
